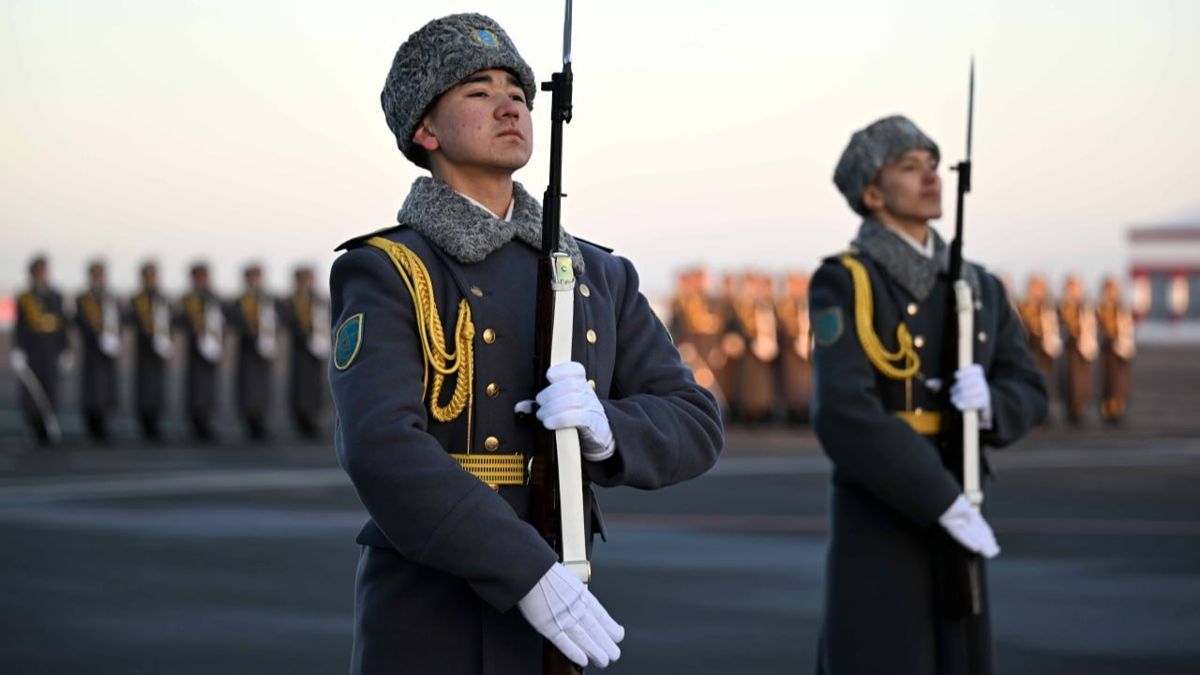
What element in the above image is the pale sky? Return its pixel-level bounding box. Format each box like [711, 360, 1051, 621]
[2, 0, 1198, 300]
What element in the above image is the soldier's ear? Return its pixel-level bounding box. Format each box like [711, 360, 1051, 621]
[412, 117, 439, 153]
[861, 184, 885, 213]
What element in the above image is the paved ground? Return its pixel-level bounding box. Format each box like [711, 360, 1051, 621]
[0, 345, 1197, 674]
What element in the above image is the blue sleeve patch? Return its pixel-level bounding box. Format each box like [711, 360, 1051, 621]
[813, 307, 844, 347]
[333, 313, 364, 371]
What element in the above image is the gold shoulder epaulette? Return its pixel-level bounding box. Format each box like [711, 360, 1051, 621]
[839, 253, 920, 380]
[366, 236, 475, 424]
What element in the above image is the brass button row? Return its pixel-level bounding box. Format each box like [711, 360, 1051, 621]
[486, 382, 499, 398]
[482, 328, 496, 344]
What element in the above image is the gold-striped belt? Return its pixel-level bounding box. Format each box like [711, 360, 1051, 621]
[895, 411, 942, 436]
[451, 453, 528, 490]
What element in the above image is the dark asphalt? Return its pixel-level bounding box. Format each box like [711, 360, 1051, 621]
[0, 430, 1198, 675]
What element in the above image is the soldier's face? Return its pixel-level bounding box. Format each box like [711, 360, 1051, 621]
[867, 149, 942, 222]
[414, 69, 533, 176]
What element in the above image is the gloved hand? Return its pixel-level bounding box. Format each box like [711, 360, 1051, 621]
[517, 562, 625, 669]
[520, 361, 616, 462]
[9, 349, 27, 371]
[939, 494, 1000, 558]
[950, 364, 991, 413]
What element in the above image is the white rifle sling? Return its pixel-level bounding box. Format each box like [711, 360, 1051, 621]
[549, 251, 591, 584]
[955, 279, 982, 509]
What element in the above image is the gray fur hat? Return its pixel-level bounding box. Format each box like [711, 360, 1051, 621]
[381, 13, 537, 169]
[833, 115, 940, 216]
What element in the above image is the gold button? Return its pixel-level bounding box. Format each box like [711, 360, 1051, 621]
[978, 331, 988, 343]
[580, 284, 591, 298]
[484, 436, 499, 451]
[914, 407, 924, 415]
[586, 329, 597, 344]
[587, 379, 596, 390]
[470, 286, 484, 297]
[914, 335, 925, 348]
[486, 383, 499, 398]
[483, 328, 496, 344]
[907, 303, 918, 316]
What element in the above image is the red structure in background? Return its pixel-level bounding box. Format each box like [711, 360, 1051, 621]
[1128, 225, 1200, 343]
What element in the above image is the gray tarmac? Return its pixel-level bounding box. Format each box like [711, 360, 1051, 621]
[0, 346, 1198, 674]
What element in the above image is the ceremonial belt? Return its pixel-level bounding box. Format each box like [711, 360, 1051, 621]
[451, 453, 528, 490]
[895, 411, 941, 436]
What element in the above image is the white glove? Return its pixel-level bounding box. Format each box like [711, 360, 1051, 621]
[949, 364, 990, 412]
[9, 349, 27, 371]
[99, 332, 122, 358]
[523, 361, 616, 462]
[939, 494, 1000, 559]
[198, 334, 222, 364]
[517, 562, 625, 669]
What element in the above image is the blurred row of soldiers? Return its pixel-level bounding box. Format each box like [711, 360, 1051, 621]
[667, 267, 1136, 427]
[9, 256, 330, 444]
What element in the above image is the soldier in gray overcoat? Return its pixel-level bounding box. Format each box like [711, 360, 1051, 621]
[328, 14, 723, 674]
[227, 264, 277, 440]
[177, 262, 223, 441]
[11, 255, 69, 444]
[129, 261, 172, 440]
[810, 116, 1047, 675]
[280, 266, 329, 438]
[75, 260, 122, 442]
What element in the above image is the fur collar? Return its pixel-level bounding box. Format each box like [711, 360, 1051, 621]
[852, 218, 980, 301]
[397, 177, 585, 274]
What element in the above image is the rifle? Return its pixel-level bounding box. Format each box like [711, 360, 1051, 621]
[533, 2, 589, 672]
[939, 58, 992, 674]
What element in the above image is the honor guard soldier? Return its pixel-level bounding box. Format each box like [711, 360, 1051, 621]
[178, 262, 223, 441]
[1059, 275, 1098, 426]
[228, 264, 278, 440]
[776, 271, 813, 425]
[1096, 277, 1135, 424]
[281, 265, 329, 438]
[11, 255, 69, 445]
[1016, 274, 1062, 417]
[733, 271, 780, 425]
[129, 261, 172, 440]
[811, 116, 1047, 674]
[328, 14, 723, 674]
[75, 260, 122, 442]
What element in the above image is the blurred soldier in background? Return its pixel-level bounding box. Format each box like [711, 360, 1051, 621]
[129, 261, 172, 440]
[668, 266, 723, 401]
[1097, 277, 1135, 425]
[1059, 275, 1098, 425]
[776, 271, 813, 425]
[75, 260, 122, 442]
[735, 271, 779, 425]
[179, 262, 223, 441]
[228, 264, 277, 440]
[1017, 274, 1061, 416]
[714, 273, 746, 422]
[280, 265, 329, 439]
[11, 255, 69, 445]
[814, 115, 1046, 675]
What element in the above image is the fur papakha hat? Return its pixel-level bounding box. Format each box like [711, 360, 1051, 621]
[381, 13, 537, 169]
[833, 115, 940, 216]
